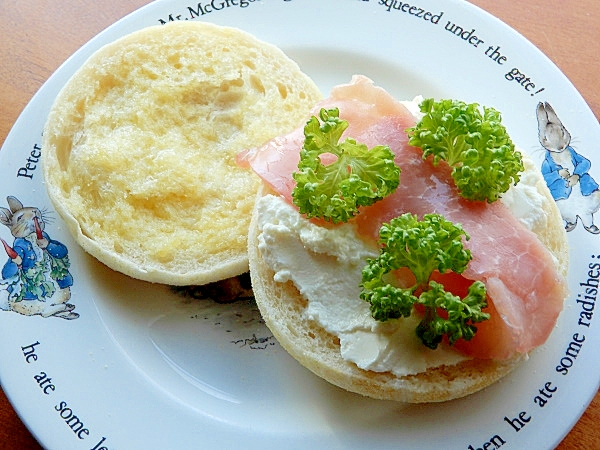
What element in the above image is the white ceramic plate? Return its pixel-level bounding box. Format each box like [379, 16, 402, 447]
[1, 1, 599, 449]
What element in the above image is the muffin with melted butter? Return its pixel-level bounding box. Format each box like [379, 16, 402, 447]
[42, 21, 322, 285]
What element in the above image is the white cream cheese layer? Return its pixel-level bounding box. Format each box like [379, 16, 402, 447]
[256, 194, 470, 376]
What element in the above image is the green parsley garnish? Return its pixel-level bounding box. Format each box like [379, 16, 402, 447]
[407, 98, 524, 203]
[360, 213, 490, 349]
[292, 108, 400, 223]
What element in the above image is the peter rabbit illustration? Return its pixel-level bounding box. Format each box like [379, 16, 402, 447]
[0, 196, 78, 319]
[537, 102, 600, 234]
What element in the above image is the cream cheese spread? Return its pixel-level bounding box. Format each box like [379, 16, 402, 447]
[257, 194, 470, 377]
[499, 160, 551, 231]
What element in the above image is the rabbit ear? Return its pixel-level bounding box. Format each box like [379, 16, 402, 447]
[543, 102, 563, 127]
[536, 102, 571, 150]
[6, 196, 23, 214]
[536, 102, 549, 137]
[0, 207, 12, 227]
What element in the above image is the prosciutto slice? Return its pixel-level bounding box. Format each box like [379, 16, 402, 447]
[239, 75, 568, 360]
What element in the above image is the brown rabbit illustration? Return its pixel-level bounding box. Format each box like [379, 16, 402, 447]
[537, 102, 600, 234]
[0, 196, 78, 319]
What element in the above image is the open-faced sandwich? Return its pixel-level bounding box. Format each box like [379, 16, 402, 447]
[240, 75, 569, 403]
[42, 21, 321, 285]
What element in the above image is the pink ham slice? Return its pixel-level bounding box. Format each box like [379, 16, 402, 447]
[239, 75, 568, 360]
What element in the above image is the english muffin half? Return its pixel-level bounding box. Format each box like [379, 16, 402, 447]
[244, 76, 568, 402]
[248, 155, 568, 402]
[42, 21, 322, 285]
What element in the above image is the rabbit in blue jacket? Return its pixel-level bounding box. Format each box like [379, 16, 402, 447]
[537, 102, 600, 234]
[0, 196, 78, 319]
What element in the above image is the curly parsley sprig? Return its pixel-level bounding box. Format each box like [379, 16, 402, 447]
[360, 213, 490, 349]
[407, 98, 524, 203]
[292, 108, 400, 223]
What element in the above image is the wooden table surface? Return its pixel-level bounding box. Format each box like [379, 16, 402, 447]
[0, 1, 598, 448]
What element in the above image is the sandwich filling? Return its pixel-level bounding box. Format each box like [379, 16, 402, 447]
[254, 166, 552, 376]
[242, 75, 568, 375]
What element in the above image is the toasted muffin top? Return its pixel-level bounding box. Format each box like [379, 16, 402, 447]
[42, 21, 322, 285]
